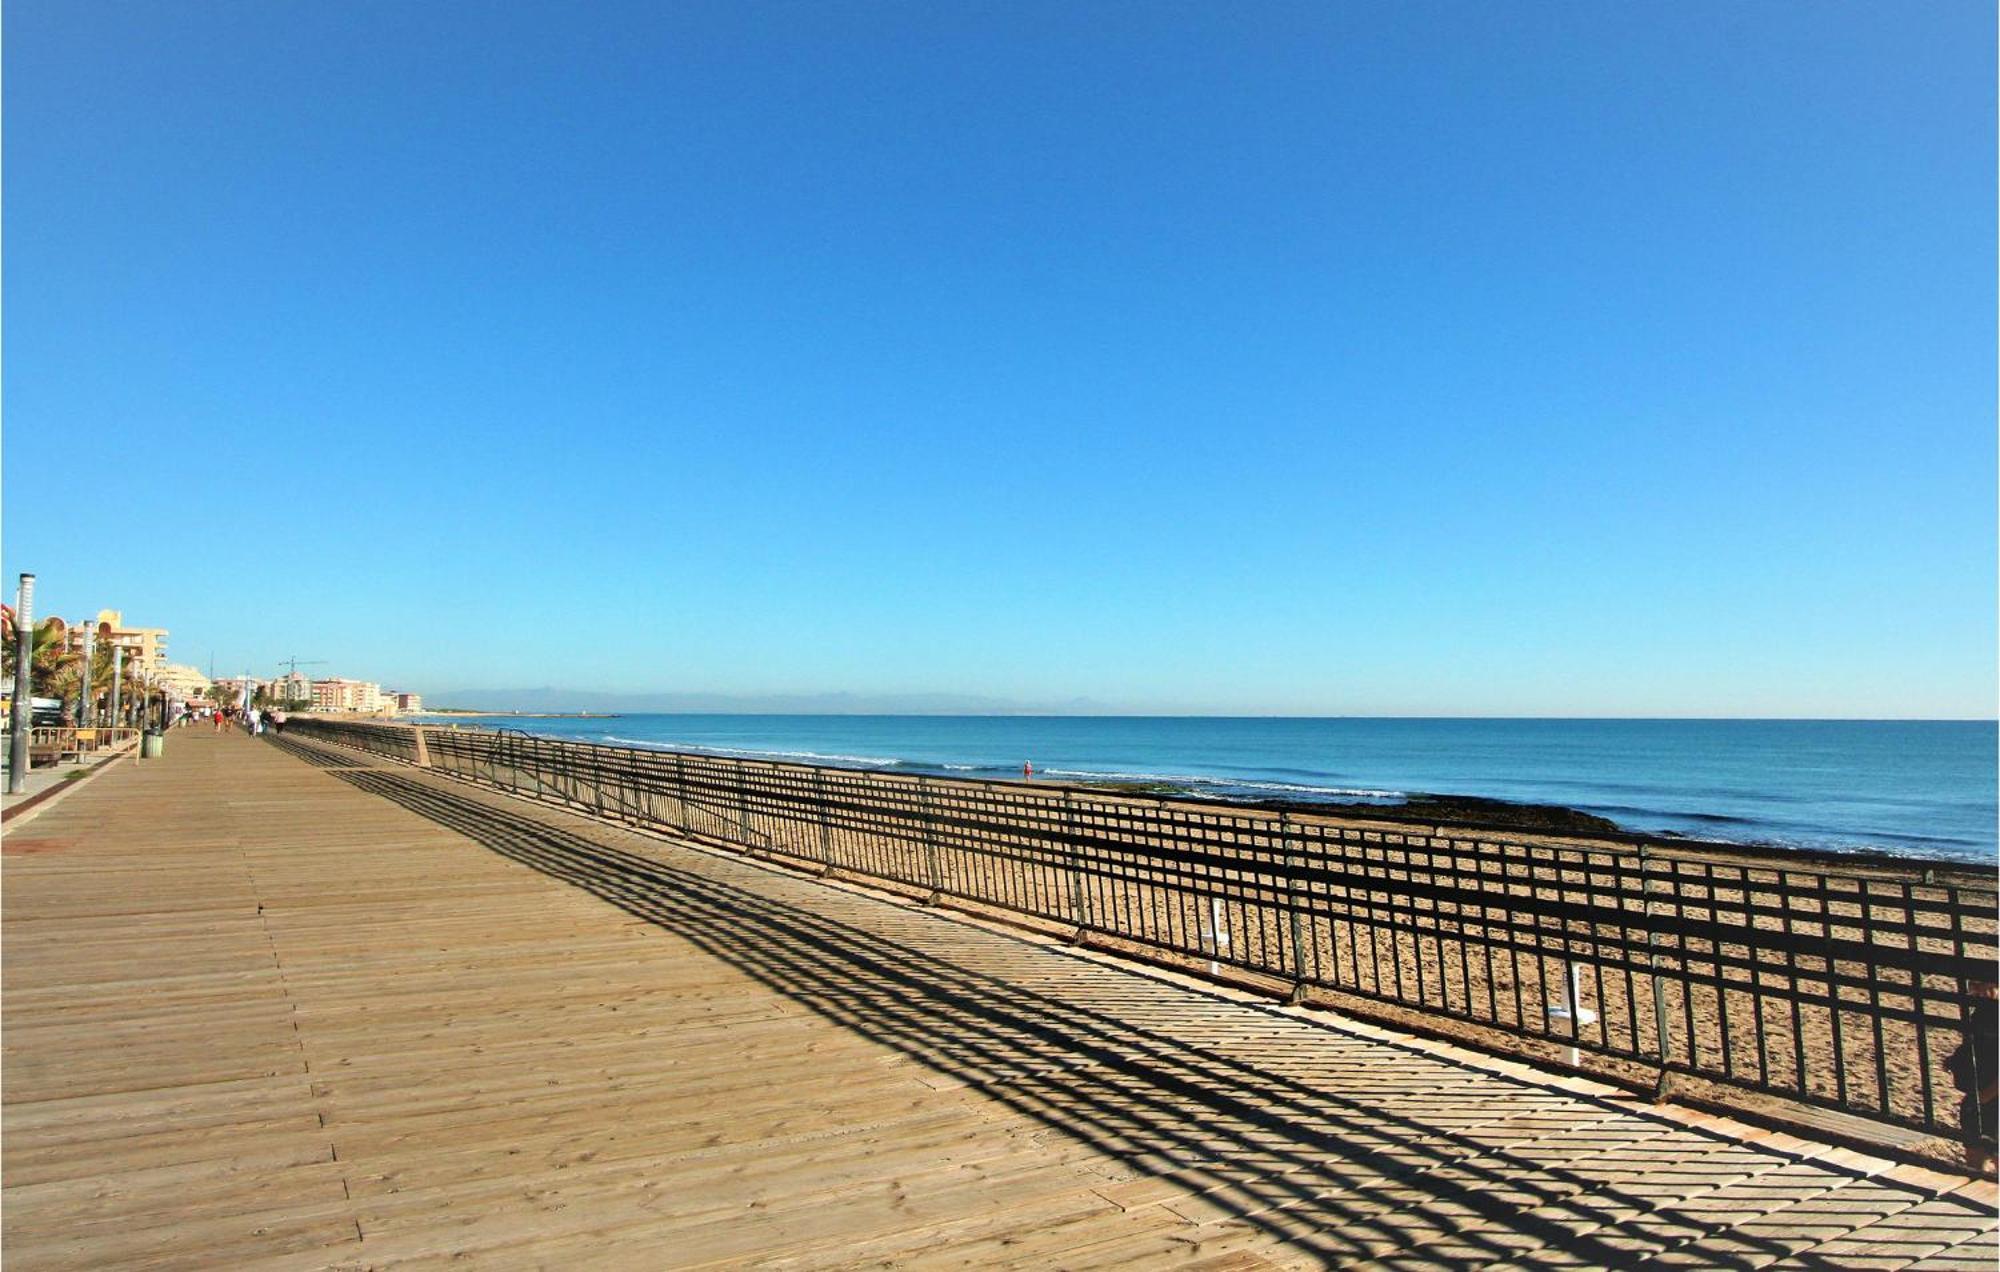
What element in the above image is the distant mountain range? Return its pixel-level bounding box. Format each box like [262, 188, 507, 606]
[424, 688, 1119, 716]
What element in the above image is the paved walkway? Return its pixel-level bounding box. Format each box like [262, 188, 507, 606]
[3, 730, 1994, 1269]
[1, 735, 140, 818]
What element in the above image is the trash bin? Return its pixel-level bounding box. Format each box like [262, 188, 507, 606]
[141, 729, 165, 759]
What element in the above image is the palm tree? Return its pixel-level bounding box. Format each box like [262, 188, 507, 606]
[3, 616, 77, 702]
[0, 614, 156, 725]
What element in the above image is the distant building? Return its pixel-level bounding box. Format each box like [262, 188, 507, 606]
[63, 609, 170, 674]
[234, 677, 264, 706]
[310, 678, 384, 713]
[393, 692, 423, 714]
[268, 671, 313, 706]
[153, 663, 212, 702]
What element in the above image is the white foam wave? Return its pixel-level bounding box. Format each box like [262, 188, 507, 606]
[1039, 767, 1404, 799]
[602, 735, 682, 752]
[603, 736, 903, 767]
[589, 737, 1396, 798]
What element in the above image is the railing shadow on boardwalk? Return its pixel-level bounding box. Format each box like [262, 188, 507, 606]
[275, 738, 1957, 1269]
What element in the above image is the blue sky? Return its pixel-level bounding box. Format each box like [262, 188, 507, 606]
[4, 2, 1993, 716]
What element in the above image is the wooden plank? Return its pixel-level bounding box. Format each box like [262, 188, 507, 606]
[2, 729, 1992, 1269]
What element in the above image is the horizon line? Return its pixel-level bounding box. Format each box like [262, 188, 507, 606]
[418, 708, 1999, 724]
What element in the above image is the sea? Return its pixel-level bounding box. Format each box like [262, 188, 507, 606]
[410, 714, 1998, 865]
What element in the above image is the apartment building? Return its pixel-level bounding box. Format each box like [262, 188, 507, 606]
[153, 663, 212, 702]
[268, 671, 313, 705]
[310, 678, 384, 713]
[63, 609, 170, 674]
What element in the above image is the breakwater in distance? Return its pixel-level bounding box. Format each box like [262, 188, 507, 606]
[407, 714, 1998, 866]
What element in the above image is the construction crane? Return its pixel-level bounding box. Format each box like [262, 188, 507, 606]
[276, 656, 327, 677]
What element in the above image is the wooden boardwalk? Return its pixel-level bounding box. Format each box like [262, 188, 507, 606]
[3, 730, 1994, 1269]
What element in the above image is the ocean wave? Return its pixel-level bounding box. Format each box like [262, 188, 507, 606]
[1589, 807, 1981, 856]
[603, 736, 905, 767]
[601, 735, 683, 751]
[1670, 829, 1983, 860]
[551, 730, 1988, 863]
[1040, 767, 1404, 799]
[1584, 803, 1759, 827]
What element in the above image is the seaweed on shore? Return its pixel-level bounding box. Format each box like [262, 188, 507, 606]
[1076, 779, 1193, 797]
[1279, 792, 1624, 836]
[1066, 779, 1624, 836]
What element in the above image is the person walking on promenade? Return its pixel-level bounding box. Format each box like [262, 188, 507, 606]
[1951, 979, 1998, 1174]
[212, 708, 224, 733]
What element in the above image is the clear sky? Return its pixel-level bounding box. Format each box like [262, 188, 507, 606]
[4, 2, 1993, 716]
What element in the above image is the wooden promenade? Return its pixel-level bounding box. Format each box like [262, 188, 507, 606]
[3, 731, 1994, 1269]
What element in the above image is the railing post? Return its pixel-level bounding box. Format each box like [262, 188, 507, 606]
[813, 766, 833, 869]
[736, 757, 752, 847]
[674, 752, 689, 832]
[1281, 813, 1311, 1005]
[1064, 792, 1090, 941]
[411, 727, 431, 768]
[1643, 845, 1674, 1100]
[624, 744, 643, 824]
[917, 776, 943, 902]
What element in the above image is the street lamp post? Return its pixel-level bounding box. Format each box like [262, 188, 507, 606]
[8, 573, 35, 794]
[111, 646, 124, 726]
[77, 623, 95, 726]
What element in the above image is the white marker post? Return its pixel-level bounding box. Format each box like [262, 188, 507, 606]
[1204, 896, 1230, 977]
[1547, 960, 1597, 1067]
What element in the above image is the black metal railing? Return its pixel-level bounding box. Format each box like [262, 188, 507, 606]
[281, 717, 1999, 1149]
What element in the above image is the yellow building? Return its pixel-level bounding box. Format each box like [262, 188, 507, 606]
[65, 610, 170, 675]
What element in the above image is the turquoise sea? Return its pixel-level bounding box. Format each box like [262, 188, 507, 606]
[412, 715, 1998, 865]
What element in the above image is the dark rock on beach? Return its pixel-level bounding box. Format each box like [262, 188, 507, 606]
[1255, 792, 1624, 836]
[1068, 778, 1626, 836]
